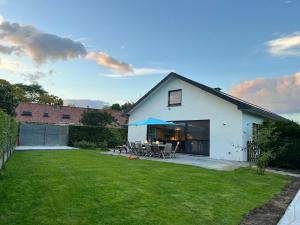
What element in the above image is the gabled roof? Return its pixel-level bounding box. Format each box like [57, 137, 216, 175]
[128, 72, 286, 121]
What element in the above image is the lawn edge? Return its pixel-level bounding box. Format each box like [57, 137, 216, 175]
[240, 177, 300, 225]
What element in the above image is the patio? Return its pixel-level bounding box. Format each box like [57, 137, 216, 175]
[102, 150, 249, 171]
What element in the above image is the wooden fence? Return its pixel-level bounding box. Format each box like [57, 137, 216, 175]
[247, 141, 260, 163]
[0, 147, 15, 170]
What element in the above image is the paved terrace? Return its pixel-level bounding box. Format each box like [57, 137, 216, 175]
[102, 150, 249, 171]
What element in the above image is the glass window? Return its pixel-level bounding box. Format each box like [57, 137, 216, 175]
[168, 89, 182, 106]
[186, 121, 209, 140]
[62, 114, 71, 119]
[43, 112, 49, 117]
[21, 111, 32, 116]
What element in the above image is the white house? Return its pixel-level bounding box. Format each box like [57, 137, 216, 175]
[127, 72, 284, 162]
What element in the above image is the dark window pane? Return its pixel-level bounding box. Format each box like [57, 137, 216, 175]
[62, 114, 71, 119]
[186, 121, 209, 140]
[21, 111, 32, 116]
[168, 90, 182, 106]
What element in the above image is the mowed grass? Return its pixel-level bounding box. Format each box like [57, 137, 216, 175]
[0, 150, 288, 225]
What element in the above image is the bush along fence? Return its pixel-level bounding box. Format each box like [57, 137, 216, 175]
[0, 110, 18, 171]
[68, 125, 127, 149]
[247, 119, 300, 173]
[269, 120, 300, 170]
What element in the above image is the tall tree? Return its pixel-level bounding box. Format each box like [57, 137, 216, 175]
[110, 103, 122, 111]
[13, 83, 63, 105]
[80, 109, 115, 127]
[0, 80, 19, 116]
[14, 83, 48, 102]
[121, 102, 134, 112]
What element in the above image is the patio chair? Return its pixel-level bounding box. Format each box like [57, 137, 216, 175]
[144, 143, 153, 157]
[125, 141, 134, 154]
[161, 143, 172, 159]
[135, 141, 144, 156]
[130, 142, 138, 155]
[171, 142, 180, 158]
[151, 144, 161, 157]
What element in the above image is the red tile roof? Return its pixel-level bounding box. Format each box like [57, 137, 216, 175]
[16, 103, 128, 127]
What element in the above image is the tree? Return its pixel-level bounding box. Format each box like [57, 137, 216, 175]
[110, 103, 122, 111]
[0, 80, 19, 116]
[109, 102, 135, 112]
[12, 82, 63, 105]
[14, 83, 48, 102]
[250, 120, 287, 174]
[37, 95, 63, 105]
[121, 102, 134, 112]
[80, 109, 114, 127]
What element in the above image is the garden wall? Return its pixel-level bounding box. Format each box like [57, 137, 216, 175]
[0, 110, 18, 170]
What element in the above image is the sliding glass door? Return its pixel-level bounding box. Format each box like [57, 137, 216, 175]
[185, 121, 210, 155]
[147, 120, 210, 156]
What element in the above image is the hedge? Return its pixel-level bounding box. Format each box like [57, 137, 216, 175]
[69, 125, 127, 148]
[268, 120, 300, 170]
[0, 110, 18, 170]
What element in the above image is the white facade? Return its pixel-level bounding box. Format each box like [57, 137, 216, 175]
[128, 76, 268, 161]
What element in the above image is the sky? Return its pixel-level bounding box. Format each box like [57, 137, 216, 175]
[0, 0, 300, 121]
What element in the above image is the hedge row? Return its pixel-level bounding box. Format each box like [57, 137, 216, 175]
[0, 110, 18, 170]
[269, 120, 300, 170]
[68, 125, 127, 148]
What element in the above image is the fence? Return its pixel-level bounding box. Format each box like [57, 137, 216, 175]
[247, 140, 260, 163]
[0, 110, 18, 170]
[0, 146, 15, 170]
[19, 123, 69, 146]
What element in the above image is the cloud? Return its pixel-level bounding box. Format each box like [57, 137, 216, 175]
[0, 58, 20, 72]
[21, 70, 54, 84]
[64, 99, 109, 109]
[267, 32, 300, 56]
[0, 44, 23, 55]
[86, 51, 133, 74]
[100, 67, 173, 78]
[0, 57, 54, 83]
[229, 72, 300, 113]
[0, 16, 171, 77]
[0, 20, 87, 64]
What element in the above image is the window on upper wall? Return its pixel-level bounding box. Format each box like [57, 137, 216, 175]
[43, 112, 49, 117]
[168, 89, 182, 106]
[62, 114, 71, 119]
[21, 111, 32, 116]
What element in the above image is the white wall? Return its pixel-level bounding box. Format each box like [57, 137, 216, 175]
[128, 77, 247, 161]
[241, 112, 264, 161]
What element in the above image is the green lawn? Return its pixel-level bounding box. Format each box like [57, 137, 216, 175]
[0, 150, 288, 225]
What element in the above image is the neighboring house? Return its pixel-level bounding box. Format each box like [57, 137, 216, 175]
[16, 103, 128, 128]
[127, 72, 285, 161]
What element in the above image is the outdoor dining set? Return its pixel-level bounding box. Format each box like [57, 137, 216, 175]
[116, 141, 180, 159]
[114, 117, 180, 158]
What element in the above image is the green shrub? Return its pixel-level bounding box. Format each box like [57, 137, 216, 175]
[269, 120, 300, 170]
[97, 141, 108, 149]
[0, 110, 18, 170]
[73, 140, 97, 149]
[69, 125, 127, 148]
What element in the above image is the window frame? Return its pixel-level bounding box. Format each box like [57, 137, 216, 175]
[21, 111, 32, 116]
[61, 114, 71, 119]
[168, 89, 182, 107]
[43, 112, 49, 118]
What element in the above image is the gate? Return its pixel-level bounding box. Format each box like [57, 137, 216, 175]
[247, 140, 260, 162]
[19, 123, 69, 146]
